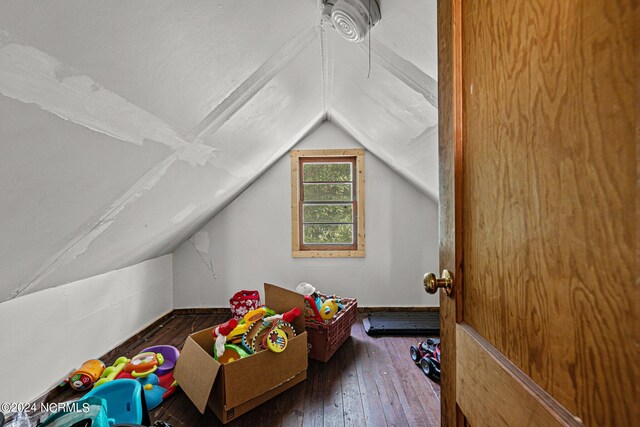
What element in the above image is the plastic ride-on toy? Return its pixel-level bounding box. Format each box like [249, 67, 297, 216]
[410, 338, 441, 380]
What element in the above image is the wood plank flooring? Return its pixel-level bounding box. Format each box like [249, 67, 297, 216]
[52, 314, 440, 426]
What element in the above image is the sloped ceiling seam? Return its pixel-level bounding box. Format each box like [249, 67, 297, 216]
[358, 39, 438, 108]
[154, 114, 326, 257]
[188, 25, 320, 139]
[0, 34, 189, 150]
[330, 109, 439, 202]
[9, 25, 322, 299]
[12, 154, 180, 298]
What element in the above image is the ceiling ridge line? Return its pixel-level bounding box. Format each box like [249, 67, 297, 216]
[189, 25, 320, 140]
[319, 21, 331, 113]
[320, 22, 327, 112]
[358, 39, 438, 108]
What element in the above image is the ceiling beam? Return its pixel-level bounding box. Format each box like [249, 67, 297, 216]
[358, 39, 438, 109]
[189, 25, 320, 139]
[329, 109, 439, 202]
[0, 38, 190, 150]
[9, 25, 322, 299]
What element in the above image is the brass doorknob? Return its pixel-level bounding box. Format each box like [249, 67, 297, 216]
[423, 270, 454, 296]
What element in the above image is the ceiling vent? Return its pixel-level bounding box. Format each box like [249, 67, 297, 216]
[322, 0, 381, 43]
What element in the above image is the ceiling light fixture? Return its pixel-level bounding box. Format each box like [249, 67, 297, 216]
[322, 0, 381, 44]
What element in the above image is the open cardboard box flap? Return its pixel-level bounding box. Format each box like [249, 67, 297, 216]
[174, 283, 306, 415]
[175, 327, 221, 413]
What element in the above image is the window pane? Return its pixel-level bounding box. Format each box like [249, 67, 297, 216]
[303, 204, 353, 223]
[303, 162, 352, 182]
[303, 183, 352, 202]
[303, 224, 354, 244]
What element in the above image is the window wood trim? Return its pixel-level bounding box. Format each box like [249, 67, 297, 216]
[291, 148, 365, 258]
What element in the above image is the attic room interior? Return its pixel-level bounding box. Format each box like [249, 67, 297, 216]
[0, 1, 636, 427]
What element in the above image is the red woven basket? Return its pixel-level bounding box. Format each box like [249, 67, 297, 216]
[305, 294, 358, 362]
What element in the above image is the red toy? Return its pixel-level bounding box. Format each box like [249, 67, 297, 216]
[303, 295, 323, 322]
[410, 338, 441, 379]
[268, 307, 301, 323]
[211, 318, 239, 339]
[229, 290, 261, 319]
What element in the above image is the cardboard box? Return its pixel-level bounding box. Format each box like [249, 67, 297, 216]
[174, 283, 308, 424]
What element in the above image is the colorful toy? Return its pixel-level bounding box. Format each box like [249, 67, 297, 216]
[123, 352, 164, 378]
[229, 290, 261, 319]
[214, 343, 251, 364]
[251, 322, 272, 353]
[303, 295, 323, 322]
[68, 359, 106, 391]
[83, 378, 150, 425]
[116, 350, 178, 410]
[94, 356, 130, 388]
[410, 338, 441, 379]
[227, 307, 267, 340]
[211, 318, 238, 360]
[252, 308, 300, 353]
[263, 307, 301, 324]
[141, 345, 180, 376]
[266, 329, 288, 353]
[136, 371, 178, 409]
[320, 299, 340, 320]
[115, 370, 178, 410]
[241, 319, 264, 354]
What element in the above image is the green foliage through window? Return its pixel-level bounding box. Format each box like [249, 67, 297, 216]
[303, 163, 352, 182]
[303, 183, 353, 202]
[304, 224, 353, 244]
[303, 204, 353, 223]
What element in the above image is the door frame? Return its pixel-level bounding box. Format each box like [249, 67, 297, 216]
[437, 0, 463, 425]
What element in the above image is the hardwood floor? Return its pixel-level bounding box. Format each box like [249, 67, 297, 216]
[53, 314, 441, 426]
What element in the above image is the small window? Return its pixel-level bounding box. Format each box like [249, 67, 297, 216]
[291, 149, 365, 257]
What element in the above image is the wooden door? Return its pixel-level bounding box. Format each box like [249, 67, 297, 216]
[436, 1, 638, 426]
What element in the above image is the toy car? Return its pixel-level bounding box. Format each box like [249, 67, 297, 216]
[410, 338, 441, 379]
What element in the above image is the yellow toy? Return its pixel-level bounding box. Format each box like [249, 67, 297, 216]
[320, 299, 340, 320]
[266, 329, 288, 353]
[94, 357, 130, 388]
[227, 307, 267, 340]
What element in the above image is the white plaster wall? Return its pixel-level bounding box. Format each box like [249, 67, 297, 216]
[0, 255, 173, 404]
[173, 122, 439, 308]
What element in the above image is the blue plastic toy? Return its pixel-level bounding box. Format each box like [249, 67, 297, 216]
[83, 379, 150, 425]
[37, 396, 110, 427]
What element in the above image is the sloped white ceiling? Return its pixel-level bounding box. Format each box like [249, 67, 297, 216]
[0, 0, 437, 301]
